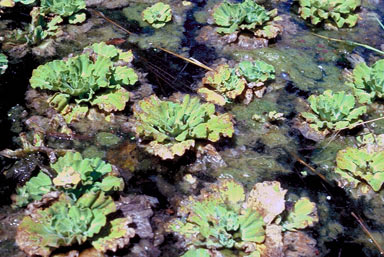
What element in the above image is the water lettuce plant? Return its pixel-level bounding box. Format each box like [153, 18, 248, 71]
[29, 42, 138, 123]
[301, 90, 366, 133]
[198, 61, 275, 105]
[40, 0, 86, 24]
[238, 60, 275, 84]
[0, 0, 35, 7]
[198, 64, 246, 106]
[212, 0, 282, 40]
[297, 0, 361, 29]
[142, 2, 172, 29]
[0, 52, 7, 75]
[16, 192, 135, 257]
[1, 7, 63, 57]
[238, 60, 275, 103]
[132, 94, 234, 159]
[334, 147, 384, 193]
[349, 59, 384, 104]
[166, 179, 318, 256]
[13, 151, 124, 208]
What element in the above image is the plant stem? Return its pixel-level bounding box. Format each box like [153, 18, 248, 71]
[351, 212, 384, 256]
[312, 33, 384, 56]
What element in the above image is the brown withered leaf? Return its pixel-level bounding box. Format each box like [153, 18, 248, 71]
[246, 181, 287, 224]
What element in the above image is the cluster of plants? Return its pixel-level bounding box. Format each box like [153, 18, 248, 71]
[348, 59, 384, 104]
[212, 0, 282, 40]
[300, 90, 367, 134]
[334, 146, 384, 194]
[29, 42, 138, 123]
[296, 0, 361, 29]
[166, 178, 318, 256]
[13, 151, 124, 207]
[0, 52, 7, 75]
[141, 2, 172, 29]
[132, 94, 234, 160]
[1, 0, 86, 57]
[198, 60, 275, 105]
[13, 151, 134, 256]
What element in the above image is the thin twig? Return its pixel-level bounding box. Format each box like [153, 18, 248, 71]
[312, 33, 384, 56]
[376, 17, 384, 31]
[336, 116, 384, 132]
[289, 151, 329, 182]
[90, 9, 213, 71]
[351, 212, 384, 256]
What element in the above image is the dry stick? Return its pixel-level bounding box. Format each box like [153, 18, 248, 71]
[351, 212, 384, 256]
[91, 9, 214, 71]
[336, 116, 384, 132]
[289, 151, 329, 183]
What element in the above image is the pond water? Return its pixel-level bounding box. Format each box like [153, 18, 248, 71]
[1, 0, 384, 256]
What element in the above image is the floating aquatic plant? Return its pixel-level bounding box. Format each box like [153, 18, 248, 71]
[16, 192, 135, 257]
[198, 64, 246, 106]
[40, 0, 86, 24]
[301, 90, 366, 133]
[132, 94, 234, 159]
[142, 2, 172, 29]
[29, 42, 138, 123]
[198, 60, 275, 105]
[349, 59, 384, 104]
[212, 0, 282, 40]
[238, 60, 275, 103]
[0, 52, 7, 75]
[13, 151, 124, 208]
[296, 0, 361, 29]
[335, 147, 384, 193]
[1, 7, 63, 57]
[0, 0, 35, 7]
[238, 60, 275, 84]
[166, 179, 318, 256]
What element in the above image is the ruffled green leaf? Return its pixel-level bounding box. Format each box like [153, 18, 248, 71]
[13, 172, 53, 208]
[142, 2, 172, 28]
[335, 147, 384, 192]
[301, 90, 366, 132]
[199, 64, 246, 105]
[212, 0, 281, 39]
[0, 53, 8, 75]
[297, 0, 361, 28]
[92, 217, 135, 252]
[40, 0, 86, 17]
[30, 43, 137, 121]
[133, 94, 234, 159]
[282, 197, 318, 231]
[16, 192, 116, 257]
[238, 60, 275, 83]
[182, 249, 211, 257]
[90, 88, 130, 112]
[68, 12, 86, 24]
